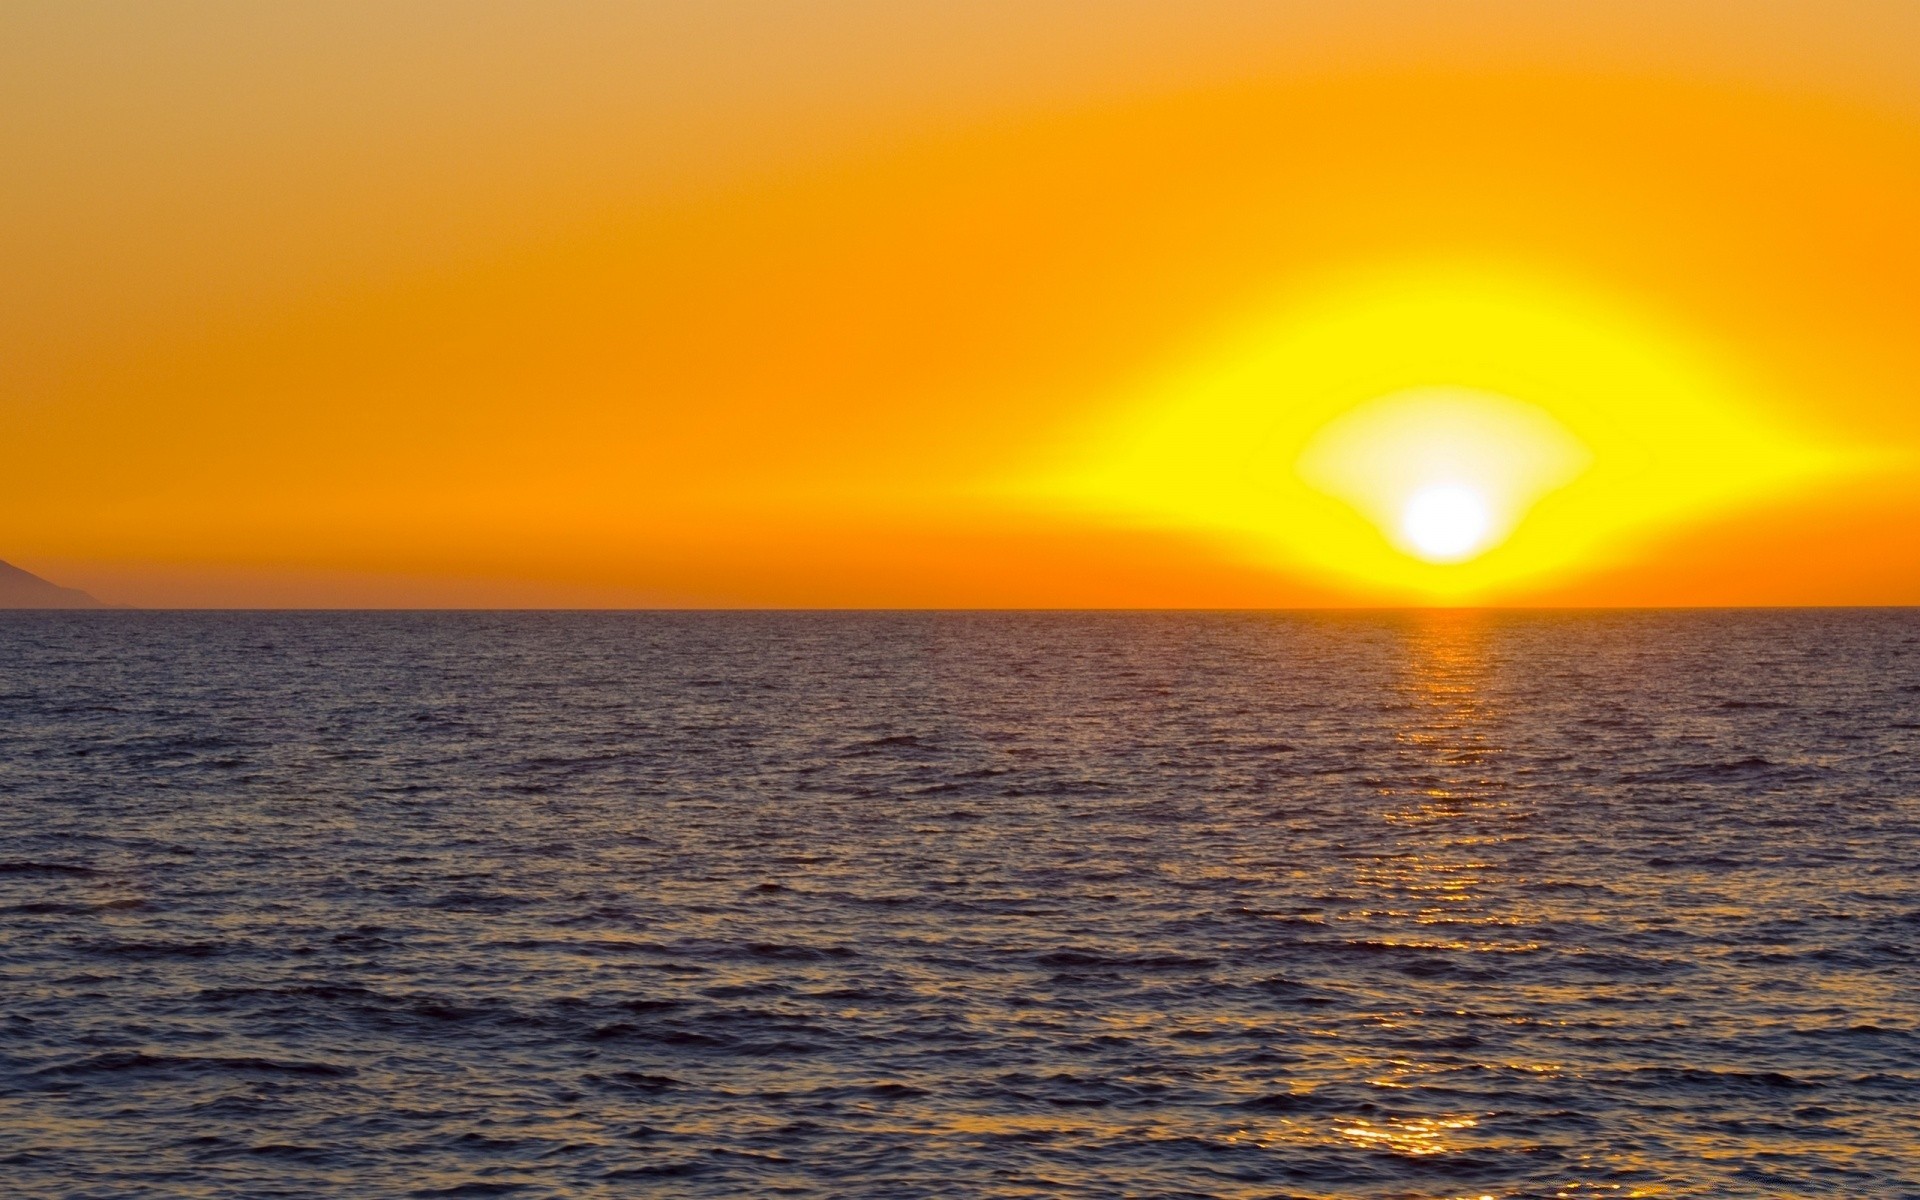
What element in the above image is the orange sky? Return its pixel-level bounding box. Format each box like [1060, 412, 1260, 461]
[6, 1, 1920, 607]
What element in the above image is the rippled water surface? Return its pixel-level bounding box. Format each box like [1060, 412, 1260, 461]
[2, 611, 1917, 1198]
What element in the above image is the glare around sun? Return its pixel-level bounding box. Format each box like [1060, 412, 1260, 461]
[1014, 266, 1854, 600]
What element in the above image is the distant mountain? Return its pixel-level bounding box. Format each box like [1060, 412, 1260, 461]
[0, 560, 101, 608]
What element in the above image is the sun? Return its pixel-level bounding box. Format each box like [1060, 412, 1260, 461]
[1007, 264, 1857, 600]
[1293, 384, 1592, 569]
[1401, 485, 1493, 562]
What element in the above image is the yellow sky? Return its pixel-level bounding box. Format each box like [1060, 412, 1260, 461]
[6, 1, 1920, 606]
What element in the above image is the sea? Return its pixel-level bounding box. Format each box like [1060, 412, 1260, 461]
[1, 611, 1915, 1199]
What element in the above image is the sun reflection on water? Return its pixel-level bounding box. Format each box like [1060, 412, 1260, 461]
[1306, 612, 1559, 1180]
[1336, 1112, 1481, 1155]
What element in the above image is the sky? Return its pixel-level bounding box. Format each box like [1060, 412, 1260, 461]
[6, 1, 1920, 607]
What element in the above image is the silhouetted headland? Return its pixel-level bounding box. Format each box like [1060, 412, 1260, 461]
[0, 560, 100, 608]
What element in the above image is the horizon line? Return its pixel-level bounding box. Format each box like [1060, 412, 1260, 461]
[6, 604, 1919, 615]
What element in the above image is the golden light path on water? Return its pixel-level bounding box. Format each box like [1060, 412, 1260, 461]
[1212, 616, 1549, 1186]
[1279, 615, 1666, 1197]
[883, 616, 1678, 1198]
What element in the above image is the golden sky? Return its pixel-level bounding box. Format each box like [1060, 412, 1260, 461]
[7, 1, 1920, 606]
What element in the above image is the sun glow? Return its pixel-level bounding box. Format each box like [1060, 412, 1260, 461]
[1013, 266, 1859, 600]
[1296, 385, 1592, 567]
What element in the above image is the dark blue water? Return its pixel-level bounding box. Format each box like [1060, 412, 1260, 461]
[1, 611, 1916, 1198]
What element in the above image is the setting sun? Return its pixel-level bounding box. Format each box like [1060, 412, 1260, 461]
[1399, 484, 1494, 563]
[1296, 386, 1589, 568]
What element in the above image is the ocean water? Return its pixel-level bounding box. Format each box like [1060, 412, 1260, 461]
[1, 611, 1916, 1199]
